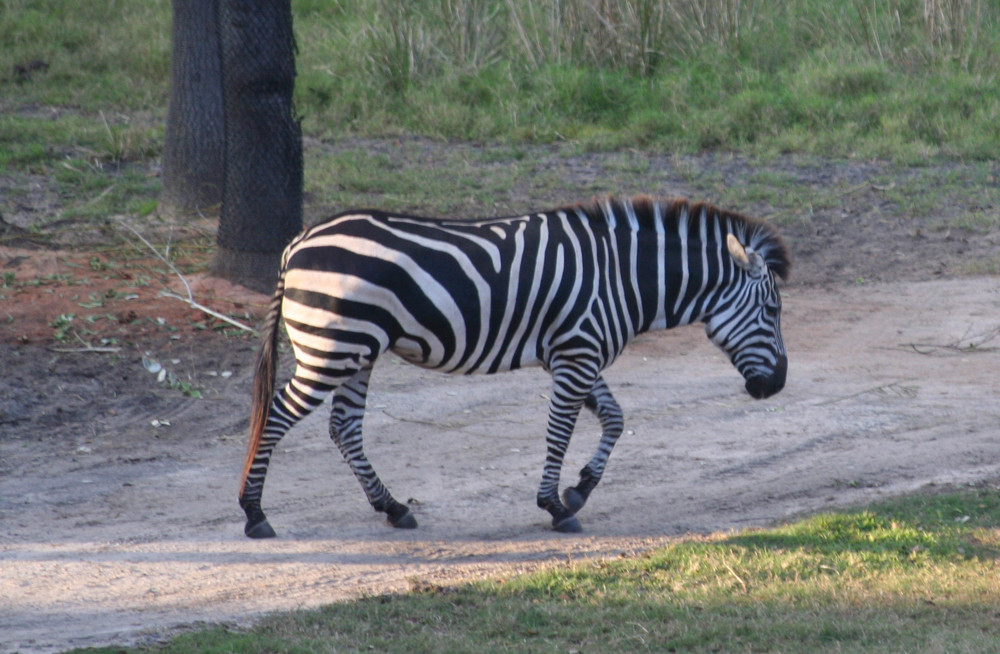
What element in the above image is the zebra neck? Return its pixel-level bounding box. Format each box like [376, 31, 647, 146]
[641, 205, 732, 333]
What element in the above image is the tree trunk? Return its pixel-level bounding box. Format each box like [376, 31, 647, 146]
[210, 0, 302, 293]
[160, 0, 224, 220]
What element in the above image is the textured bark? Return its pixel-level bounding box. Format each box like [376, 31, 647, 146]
[209, 247, 283, 294]
[210, 0, 302, 292]
[161, 0, 224, 220]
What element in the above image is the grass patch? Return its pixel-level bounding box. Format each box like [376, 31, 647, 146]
[290, 0, 1000, 158]
[72, 487, 1000, 654]
[0, 0, 170, 111]
[303, 140, 565, 217]
[4, 1, 1000, 160]
[2, 0, 999, 232]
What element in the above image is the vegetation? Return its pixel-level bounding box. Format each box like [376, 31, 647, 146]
[294, 0, 1000, 159]
[71, 487, 1000, 653]
[3, 3, 1000, 650]
[0, 0, 996, 240]
[2, 0, 999, 230]
[4, 0, 1000, 160]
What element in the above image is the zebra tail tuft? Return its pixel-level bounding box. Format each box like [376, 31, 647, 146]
[239, 275, 285, 498]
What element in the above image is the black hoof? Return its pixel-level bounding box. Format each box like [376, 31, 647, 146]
[245, 518, 277, 539]
[553, 514, 583, 533]
[563, 487, 586, 514]
[387, 506, 418, 529]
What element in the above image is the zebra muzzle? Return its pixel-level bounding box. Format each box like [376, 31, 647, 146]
[744, 355, 787, 399]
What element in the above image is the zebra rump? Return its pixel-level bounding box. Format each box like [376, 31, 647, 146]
[239, 195, 790, 537]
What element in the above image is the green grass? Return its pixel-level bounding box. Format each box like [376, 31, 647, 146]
[4, 0, 1000, 158]
[303, 141, 567, 217]
[3, 0, 1000, 232]
[0, 0, 170, 110]
[289, 0, 1000, 158]
[71, 487, 1000, 653]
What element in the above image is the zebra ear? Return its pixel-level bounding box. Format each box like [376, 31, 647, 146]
[727, 233, 766, 277]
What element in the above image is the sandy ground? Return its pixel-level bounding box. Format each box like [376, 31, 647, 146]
[1, 273, 998, 652]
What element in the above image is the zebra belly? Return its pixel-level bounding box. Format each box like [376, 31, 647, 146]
[388, 334, 542, 375]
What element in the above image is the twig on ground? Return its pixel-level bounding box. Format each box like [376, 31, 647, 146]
[897, 325, 1000, 356]
[49, 345, 122, 353]
[818, 380, 919, 405]
[119, 221, 257, 335]
[48, 330, 122, 354]
[723, 562, 749, 593]
[379, 409, 465, 430]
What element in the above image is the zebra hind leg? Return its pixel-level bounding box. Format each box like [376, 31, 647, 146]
[329, 367, 417, 529]
[562, 376, 623, 515]
[240, 377, 334, 538]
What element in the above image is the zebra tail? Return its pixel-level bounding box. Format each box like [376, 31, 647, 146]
[239, 274, 285, 498]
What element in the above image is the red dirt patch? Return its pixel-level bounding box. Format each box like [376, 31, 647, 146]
[1, 245, 269, 347]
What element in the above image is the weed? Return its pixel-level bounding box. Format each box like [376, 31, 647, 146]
[50, 312, 75, 341]
[77, 292, 106, 309]
[142, 354, 202, 399]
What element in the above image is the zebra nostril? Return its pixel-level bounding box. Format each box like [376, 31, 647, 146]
[744, 356, 786, 399]
[745, 376, 771, 399]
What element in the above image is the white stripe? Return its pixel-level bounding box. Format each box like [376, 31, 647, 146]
[651, 202, 667, 330]
[496, 222, 550, 371]
[385, 216, 504, 273]
[480, 221, 527, 370]
[542, 212, 586, 353]
[672, 206, 690, 317]
[623, 200, 642, 333]
[679, 208, 710, 325]
[519, 243, 565, 368]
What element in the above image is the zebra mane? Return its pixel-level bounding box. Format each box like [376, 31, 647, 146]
[572, 195, 792, 282]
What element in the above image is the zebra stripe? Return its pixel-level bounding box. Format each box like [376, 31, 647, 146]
[238, 195, 791, 537]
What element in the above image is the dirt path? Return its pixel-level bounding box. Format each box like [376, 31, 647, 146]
[2, 273, 998, 653]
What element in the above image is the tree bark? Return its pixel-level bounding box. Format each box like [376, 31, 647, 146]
[210, 0, 302, 293]
[160, 0, 224, 220]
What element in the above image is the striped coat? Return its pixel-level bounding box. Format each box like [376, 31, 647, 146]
[239, 195, 790, 537]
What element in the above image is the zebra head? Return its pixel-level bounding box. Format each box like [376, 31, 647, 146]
[704, 232, 788, 400]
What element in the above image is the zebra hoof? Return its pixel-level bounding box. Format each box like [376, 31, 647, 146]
[245, 518, 277, 539]
[553, 514, 583, 533]
[563, 487, 587, 514]
[387, 507, 418, 529]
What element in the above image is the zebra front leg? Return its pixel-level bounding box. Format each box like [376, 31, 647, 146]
[563, 376, 624, 515]
[330, 368, 417, 529]
[537, 359, 599, 533]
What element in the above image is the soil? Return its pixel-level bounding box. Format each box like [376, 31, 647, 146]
[1, 147, 999, 653]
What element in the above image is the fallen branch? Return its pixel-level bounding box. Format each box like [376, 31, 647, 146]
[48, 329, 123, 354]
[818, 380, 919, 405]
[159, 290, 257, 334]
[119, 222, 257, 335]
[897, 325, 1000, 356]
[379, 408, 466, 430]
[900, 342, 998, 356]
[49, 345, 122, 353]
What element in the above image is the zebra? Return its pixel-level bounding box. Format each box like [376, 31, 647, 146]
[238, 195, 790, 537]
